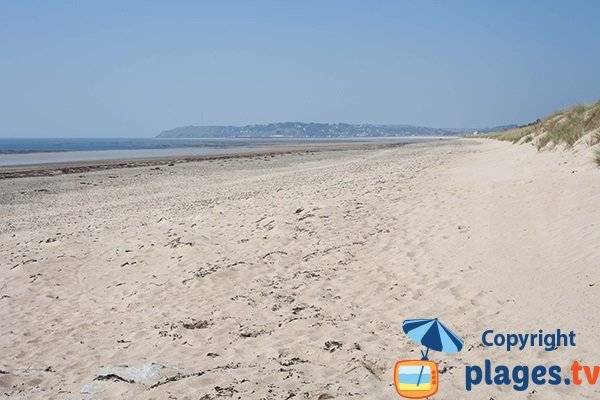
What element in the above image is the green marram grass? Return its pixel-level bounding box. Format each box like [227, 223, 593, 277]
[536, 105, 586, 149]
[483, 100, 600, 151]
[484, 127, 532, 144]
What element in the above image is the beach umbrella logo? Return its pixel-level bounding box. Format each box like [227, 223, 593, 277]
[394, 318, 464, 399]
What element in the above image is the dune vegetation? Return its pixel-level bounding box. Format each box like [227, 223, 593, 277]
[483, 100, 600, 154]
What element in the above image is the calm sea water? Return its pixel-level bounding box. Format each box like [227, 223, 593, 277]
[0, 137, 439, 166]
[0, 137, 336, 154]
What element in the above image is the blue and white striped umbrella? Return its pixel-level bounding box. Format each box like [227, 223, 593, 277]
[402, 318, 464, 354]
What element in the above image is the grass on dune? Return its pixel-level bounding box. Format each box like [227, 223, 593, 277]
[484, 127, 531, 144]
[584, 101, 600, 132]
[593, 131, 600, 146]
[536, 105, 586, 149]
[483, 100, 600, 151]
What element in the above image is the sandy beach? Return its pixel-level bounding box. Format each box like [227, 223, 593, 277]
[1, 139, 599, 399]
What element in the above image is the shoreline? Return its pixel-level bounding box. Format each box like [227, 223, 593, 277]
[0, 137, 454, 180]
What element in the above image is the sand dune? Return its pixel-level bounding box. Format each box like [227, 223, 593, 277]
[1, 139, 599, 399]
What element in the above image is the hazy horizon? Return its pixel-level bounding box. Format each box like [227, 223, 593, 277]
[1, 1, 600, 138]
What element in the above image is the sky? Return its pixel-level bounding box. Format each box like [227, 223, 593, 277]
[1, 1, 600, 138]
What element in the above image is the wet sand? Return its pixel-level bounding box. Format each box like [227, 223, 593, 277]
[0, 138, 448, 179]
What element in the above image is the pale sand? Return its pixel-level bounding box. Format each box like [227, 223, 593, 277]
[1, 139, 599, 399]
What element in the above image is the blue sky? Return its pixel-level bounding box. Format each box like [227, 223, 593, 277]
[1, 1, 599, 137]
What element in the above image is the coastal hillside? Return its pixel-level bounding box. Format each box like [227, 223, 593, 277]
[484, 100, 600, 165]
[157, 122, 517, 138]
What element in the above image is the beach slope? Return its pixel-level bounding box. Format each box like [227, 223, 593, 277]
[1, 139, 599, 399]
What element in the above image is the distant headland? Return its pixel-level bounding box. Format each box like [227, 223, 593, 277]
[157, 122, 517, 138]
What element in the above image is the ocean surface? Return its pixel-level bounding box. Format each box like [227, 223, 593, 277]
[0, 137, 442, 166]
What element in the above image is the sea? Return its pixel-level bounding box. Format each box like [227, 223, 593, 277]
[0, 137, 441, 167]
